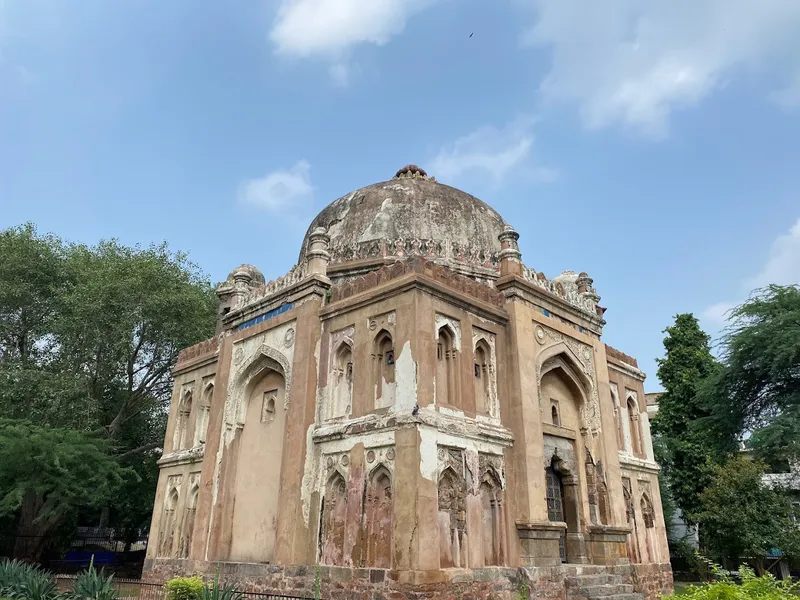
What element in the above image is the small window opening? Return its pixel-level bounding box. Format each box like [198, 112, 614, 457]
[386, 350, 394, 365]
[262, 392, 277, 423]
[551, 402, 560, 427]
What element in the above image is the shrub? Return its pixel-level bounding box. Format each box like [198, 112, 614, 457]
[71, 564, 118, 600]
[0, 559, 59, 600]
[166, 576, 206, 600]
[669, 560, 800, 600]
[200, 572, 244, 600]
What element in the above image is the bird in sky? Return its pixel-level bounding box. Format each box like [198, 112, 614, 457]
[469, 32, 473, 38]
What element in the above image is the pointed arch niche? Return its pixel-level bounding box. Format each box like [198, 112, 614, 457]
[223, 347, 289, 564]
[472, 329, 498, 417]
[194, 380, 213, 447]
[435, 316, 461, 409]
[479, 466, 506, 566]
[364, 464, 393, 567]
[157, 477, 181, 558]
[622, 478, 640, 563]
[178, 474, 200, 558]
[373, 329, 396, 410]
[328, 341, 354, 420]
[320, 471, 348, 566]
[173, 387, 193, 451]
[627, 392, 643, 457]
[641, 491, 657, 562]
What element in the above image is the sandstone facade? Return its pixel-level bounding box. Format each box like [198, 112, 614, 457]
[144, 166, 672, 600]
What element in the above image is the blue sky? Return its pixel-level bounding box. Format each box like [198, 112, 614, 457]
[2, 0, 800, 389]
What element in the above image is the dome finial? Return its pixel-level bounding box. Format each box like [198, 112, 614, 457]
[393, 164, 433, 181]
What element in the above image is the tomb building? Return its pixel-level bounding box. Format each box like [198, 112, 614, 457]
[144, 165, 672, 600]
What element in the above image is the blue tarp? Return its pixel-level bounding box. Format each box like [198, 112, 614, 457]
[59, 551, 119, 567]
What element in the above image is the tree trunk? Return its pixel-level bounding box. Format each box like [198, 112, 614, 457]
[13, 490, 62, 563]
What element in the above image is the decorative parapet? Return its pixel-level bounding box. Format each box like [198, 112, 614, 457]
[605, 344, 639, 368]
[177, 335, 221, 364]
[329, 257, 506, 308]
[328, 238, 500, 271]
[521, 266, 600, 317]
[235, 262, 308, 309]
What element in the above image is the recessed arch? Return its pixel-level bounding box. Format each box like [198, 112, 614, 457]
[364, 464, 393, 568]
[373, 329, 396, 409]
[328, 340, 353, 420]
[473, 338, 494, 416]
[437, 466, 466, 568]
[436, 325, 459, 408]
[538, 345, 592, 404]
[320, 470, 348, 566]
[231, 344, 293, 420]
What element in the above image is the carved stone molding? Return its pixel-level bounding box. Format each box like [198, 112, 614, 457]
[364, 445, 396, 475]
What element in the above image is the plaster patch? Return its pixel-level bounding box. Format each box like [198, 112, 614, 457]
[301, 422, 317, 526]
[419, 426, 439, 481]
[394, 341, 417, 412]
[382, 183, 412, 194]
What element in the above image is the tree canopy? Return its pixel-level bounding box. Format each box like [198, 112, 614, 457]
[0, 223, 217, 557]
[652, 313, 727, 523]
[0, 420, 128, 559]
[698, 456, 800, 571]
[701, 285, 800, 466]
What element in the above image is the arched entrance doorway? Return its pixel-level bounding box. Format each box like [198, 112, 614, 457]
[545, 464, 566, 563]
[545, 455, 585, 563]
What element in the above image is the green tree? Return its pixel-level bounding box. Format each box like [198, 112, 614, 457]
[652, 313, 728, 523]
[698, 456, 800, 573]
[0, 419, 128, 560]
[702, 285, 800, 465]
[0, 224, 218, 557]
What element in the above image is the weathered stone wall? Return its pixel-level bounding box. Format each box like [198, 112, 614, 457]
[617, 563, 674, 600]
[143, 560, 672, 600]
[143, 560, 562, 600]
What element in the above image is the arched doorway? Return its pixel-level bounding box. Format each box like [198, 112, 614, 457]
[545, 464, 567, 563]
[545, 455, 584, 563]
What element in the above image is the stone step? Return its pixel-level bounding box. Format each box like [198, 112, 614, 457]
[577, 584, 635, 597]
[566, 574, 621, 587]
[563, 565, 618, 576]
[600, 594, 643, 600]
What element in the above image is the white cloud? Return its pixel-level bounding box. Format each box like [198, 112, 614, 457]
[703, 218, 800, 328]
[269, 0, 435, 58]
[524, 0, 800, 137]
[748, 218, 800, 288]
[238, 160, 314, 213]
[429, 118, 557, 185]
[702, 302, 737, 328]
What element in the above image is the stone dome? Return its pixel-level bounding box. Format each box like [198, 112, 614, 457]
[225, 264, 265, 286]
[298, 167, 508, 276]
